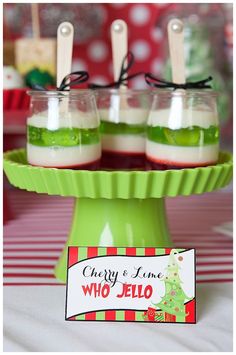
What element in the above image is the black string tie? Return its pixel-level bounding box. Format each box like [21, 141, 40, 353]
[89, 51, 144, 89]
[30, 71, 89, 91]
[145, 73, 213, 90]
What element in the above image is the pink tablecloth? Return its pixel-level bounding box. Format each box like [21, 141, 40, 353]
[3, 189, 233, 285]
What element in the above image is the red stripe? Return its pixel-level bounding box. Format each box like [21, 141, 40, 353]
[174, 237, 233, 242]
[4, 273, 55, 278]
[4, 264, 54, 269]
[126, 248, 136, 256]
[85, 312, 96, 321]
[145, 248, 156, 256]
[68, 316, 76, 321]
[87, 247, 98, 259]
[4, 241, 65, 245]
[165, 248, 172, 255]
[107, 247, 117, 255]
[105, 310, 116, 321]
[3, 283, 64, 286]
[125, 310, 136, 321]
[4, 234, 67, 238]
[3, 256, 58, 260]
[196, 253, 233, 257]
[185, 299, 195, 323]
[3, 240, 233, 248]
[197, 269, 232, 275]
[68, 247, 78, 267]
[4, 248, 62, 252]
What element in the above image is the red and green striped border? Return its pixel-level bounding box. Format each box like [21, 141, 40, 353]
[67, 247, 195, 323]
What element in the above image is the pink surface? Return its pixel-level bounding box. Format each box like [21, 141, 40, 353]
[3, 189, 232, 285]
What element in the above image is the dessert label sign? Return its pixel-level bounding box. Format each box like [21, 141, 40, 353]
[65, 247, 196, 323]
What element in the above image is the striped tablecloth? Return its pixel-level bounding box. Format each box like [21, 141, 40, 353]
[3, 189, 233, 286]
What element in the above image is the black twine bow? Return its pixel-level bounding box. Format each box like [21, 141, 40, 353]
[89, 51, 144, 89]
[57, 71, 89, 91]
[145, 73, 213, 90]
[30, 71, 89, 91]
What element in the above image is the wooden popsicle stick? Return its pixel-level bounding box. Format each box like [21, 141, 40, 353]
[31, 4, 40, 39]
[57, 22, 74, 89]
[111, 19, 128, 88]
[111, 19, 128, 109]
[57, 22, 74, 115]
[167, 18, 185, 84]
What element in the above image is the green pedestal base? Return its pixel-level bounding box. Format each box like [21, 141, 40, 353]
[3, 149, 233, 283]
[54, 197, 172, 282]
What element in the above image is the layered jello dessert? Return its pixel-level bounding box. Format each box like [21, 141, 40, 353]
[146, 90, 219, 169]
[96, 89, 150, 169]
[27, 91, 101, 169]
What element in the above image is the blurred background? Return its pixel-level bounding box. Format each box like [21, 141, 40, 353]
[3, 3, 233, 152]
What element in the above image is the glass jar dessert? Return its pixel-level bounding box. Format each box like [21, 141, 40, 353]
[27, 90, 101, 169]
[96, 89, 151, 169]
[146, 89, 219, 169]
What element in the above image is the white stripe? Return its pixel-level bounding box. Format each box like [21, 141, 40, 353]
[196, 256, 232, 263]
[4, 230, 68, 236]
[3, 277, 62, 284]
[4, 243, 64, 250]
[196, 265, 233, 271]
[4, 251, 61, 257]
[4, 236, 67, 242]
[4, 268, 54, 275]
[196, 273, 232, 281]
[175, 242, 232, 247]
[175, 236, 232, 241]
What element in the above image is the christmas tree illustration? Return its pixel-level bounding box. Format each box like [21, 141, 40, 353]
[152, 249, 192, 322]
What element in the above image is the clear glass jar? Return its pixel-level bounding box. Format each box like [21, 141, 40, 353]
[27, 90, 101, 169]
[146, 89, 219, 169]
[96, 89, 151, 169]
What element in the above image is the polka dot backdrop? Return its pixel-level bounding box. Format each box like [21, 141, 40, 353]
[71, 3, 170, 89]
[3, 3, 171, 88]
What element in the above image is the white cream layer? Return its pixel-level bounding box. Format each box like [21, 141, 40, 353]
[102, 134, 145, 154]
[27, 143, 101, 167]
[99, 108, 149, 125]
[146, 140, 219, 165]
[28, 110, 99, 130]
[148, 108, 218, 130]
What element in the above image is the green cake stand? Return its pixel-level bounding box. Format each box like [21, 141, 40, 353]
[3, 149, 233, 282]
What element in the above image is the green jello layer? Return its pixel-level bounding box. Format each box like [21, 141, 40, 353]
[28, 125, 100, 147]
[100, 120, 145, 135]
[147, 125, 219, 146]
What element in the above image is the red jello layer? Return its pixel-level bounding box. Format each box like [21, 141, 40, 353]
[146, 156, 217, 170]
[29, 159, 101, 170]
[101, 151, 146, 170]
